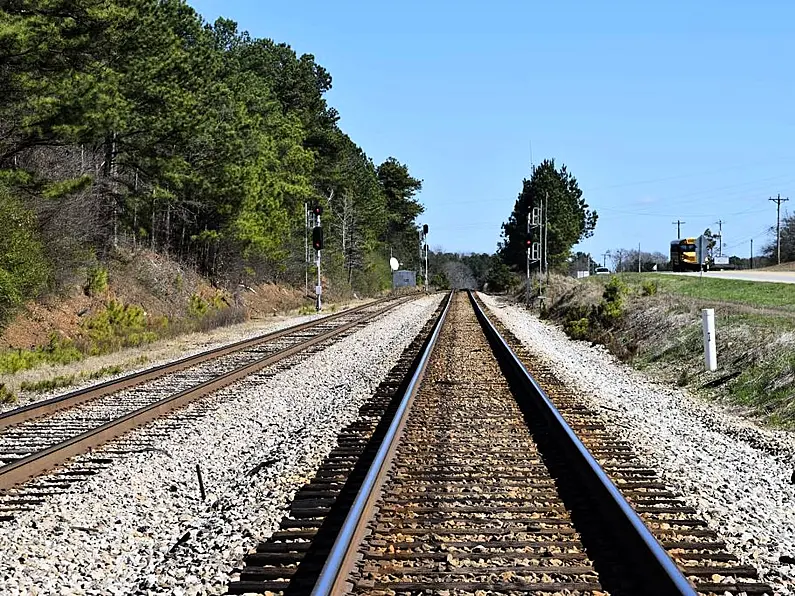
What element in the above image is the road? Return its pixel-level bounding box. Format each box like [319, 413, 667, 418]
[661, 270, 795, 284]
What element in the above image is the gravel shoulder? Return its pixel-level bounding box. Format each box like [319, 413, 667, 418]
[479, 292, 795, 595]
[0, 294, 442, 596]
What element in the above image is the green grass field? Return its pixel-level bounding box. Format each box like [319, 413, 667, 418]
[588, 273, 795, 311]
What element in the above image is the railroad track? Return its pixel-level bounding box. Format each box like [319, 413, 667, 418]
[0, 294, 418, 506]
[228, 291, 772, 596]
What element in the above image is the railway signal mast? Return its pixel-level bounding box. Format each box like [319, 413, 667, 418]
[526, 206, 542, 304]
[311, 204, 324, 311]
[420, 224, 429, 292]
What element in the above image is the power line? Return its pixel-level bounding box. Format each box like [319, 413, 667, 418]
[722, 225, 770, 251]
[593, 177, 795, 217]
[598, 206, 769, 219]
[593, 173, 795, 210]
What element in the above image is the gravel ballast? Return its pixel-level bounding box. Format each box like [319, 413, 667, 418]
[0, 294, 441, 596]
[479, 293, 795, 594]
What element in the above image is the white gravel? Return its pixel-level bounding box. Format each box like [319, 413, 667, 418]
[479, 293, 795, 595]
[0, 294, 442, 596]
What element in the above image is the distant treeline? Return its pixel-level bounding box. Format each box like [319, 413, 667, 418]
[0, 0, 423, 320]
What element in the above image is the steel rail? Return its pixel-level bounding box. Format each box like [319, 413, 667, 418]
[0, 295, 417, 491]
[0, 294, 413, 431]
[309, 291, 453, 596]
[468, 290, 697, 596]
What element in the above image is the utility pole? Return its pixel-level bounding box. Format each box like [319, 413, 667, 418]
[750, 238, 754, 269]
[638, 243, 641, 273]
[770, 194, 789, 264]
[602, 251, 610, 267]
[672, 220, 686, 239]
[715, 220, 724, 256]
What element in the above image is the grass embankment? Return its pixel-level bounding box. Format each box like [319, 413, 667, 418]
[0, 297, 244, 403]
[545, 273, 795, 426]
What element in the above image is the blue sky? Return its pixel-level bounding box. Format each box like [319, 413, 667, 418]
[188, 0, 795, 261]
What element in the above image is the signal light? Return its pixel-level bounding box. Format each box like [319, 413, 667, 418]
[312, 226, 323, 250]
[311, 204, 323, 216]
[525, 234, 533, 247]
[422, 224, 429, 235]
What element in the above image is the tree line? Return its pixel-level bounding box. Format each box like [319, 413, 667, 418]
[0, 0, 424, 321]
[426, 159, 598, 292]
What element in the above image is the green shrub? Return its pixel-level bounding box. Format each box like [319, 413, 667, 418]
[188, 294, 210, 317]
[0, 334, 82, 374]
[485, 261, 514, 293]
[188, 292, 230, 320]
[44, 334, 83, 364]
[599, 298, 624, 324]
[349, 252, 392, 296]
[641, 280, 658, 297]
[595, 277, 629, 328]
[565, 317, 591, 340]
[602, 277, 628, 303]
[81, 300, 155, 352]
[85, 265, 109, 296]
[0, 186, 49, 323]
[431, 272, 450, 290]
[41, 175, 92, 199]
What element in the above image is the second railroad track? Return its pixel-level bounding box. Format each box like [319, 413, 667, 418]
[0, 293, 418, 498]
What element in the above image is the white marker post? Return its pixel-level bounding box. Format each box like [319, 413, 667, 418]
[702, 308, 717, 371]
